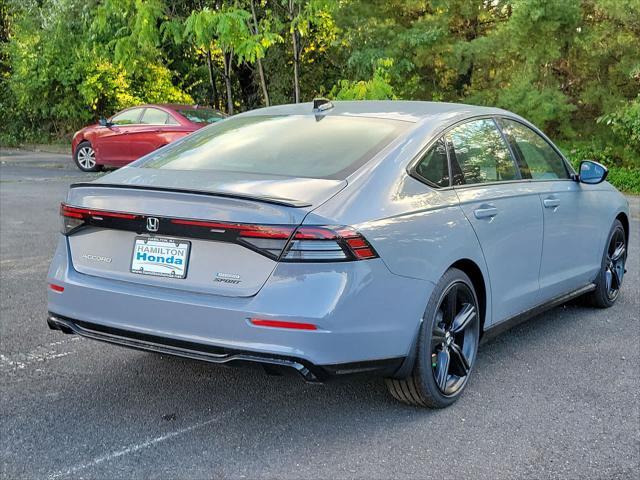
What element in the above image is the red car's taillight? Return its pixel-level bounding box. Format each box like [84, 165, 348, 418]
[60, 203, 379, 262]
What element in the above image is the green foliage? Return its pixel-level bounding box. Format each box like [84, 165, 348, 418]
[329, 59, 396, 100]
[1, 0, 639, 179]
[1, 0, 192, 141]
[598, 95, 640, 156]
[560, 140, 639, 194]
[607, 168, 640, 195]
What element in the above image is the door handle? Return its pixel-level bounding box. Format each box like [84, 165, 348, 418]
[543, 197, 561, 209]
[474, 205, 498, 219]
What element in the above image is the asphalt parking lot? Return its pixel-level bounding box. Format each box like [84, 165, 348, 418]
[1, 149, 639, 479]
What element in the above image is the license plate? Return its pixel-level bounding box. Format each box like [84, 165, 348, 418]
[130, 236, 190, 279]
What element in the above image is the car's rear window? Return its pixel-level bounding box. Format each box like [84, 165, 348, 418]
[136, 115, 410, 180]
[177, 109, 226, 124]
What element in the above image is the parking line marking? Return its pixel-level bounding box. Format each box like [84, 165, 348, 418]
[46, 413, 229, 479]
[0, 337, 81, 372]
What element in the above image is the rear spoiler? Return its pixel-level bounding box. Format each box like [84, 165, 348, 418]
[69, 182, 312, 208]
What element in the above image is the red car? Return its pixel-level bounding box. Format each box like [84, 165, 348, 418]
[71, 104, 226, 172]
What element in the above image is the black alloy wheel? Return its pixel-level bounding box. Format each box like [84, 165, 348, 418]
[386, 268, 480, 408]
[431, 281, 479, 396]
[589, 219, 627, 308]
[604, 226, 626, 301]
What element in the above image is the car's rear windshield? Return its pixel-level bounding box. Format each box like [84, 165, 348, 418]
[177, 108, 226, 124]
[136, 115, 410, 180]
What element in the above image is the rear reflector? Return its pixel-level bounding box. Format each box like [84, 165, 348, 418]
[250, 318, 317, 330]
[49, 283, 64, 292]
[59, 202, 379, 262]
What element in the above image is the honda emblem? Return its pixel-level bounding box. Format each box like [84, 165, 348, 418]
[146, 217, 160, 232]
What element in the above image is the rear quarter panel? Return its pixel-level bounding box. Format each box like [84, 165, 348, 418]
[309, 131, 494, 326]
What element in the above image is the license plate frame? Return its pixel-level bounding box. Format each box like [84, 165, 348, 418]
[130, 236, 191, 279]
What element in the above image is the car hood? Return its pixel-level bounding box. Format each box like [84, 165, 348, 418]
[90, 167, 347, 208]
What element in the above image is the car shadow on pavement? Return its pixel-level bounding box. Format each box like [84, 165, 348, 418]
[80, 298, 606, 418]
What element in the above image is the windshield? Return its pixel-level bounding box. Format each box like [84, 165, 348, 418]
[136, 115, 410, 180]
[177, 108, 226, 124]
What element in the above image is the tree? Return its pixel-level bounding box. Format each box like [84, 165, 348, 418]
[247, 0, 283, 105]
[279, 0, 336, 103]
[185, 5, 280, 113]
[329, 58, 396, 100]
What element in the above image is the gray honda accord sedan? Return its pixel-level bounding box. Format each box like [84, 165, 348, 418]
[47, 100, 629, 408]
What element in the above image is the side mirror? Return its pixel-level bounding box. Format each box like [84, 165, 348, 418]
[578, 160, 608, 185]
[98, 117, 112, 127]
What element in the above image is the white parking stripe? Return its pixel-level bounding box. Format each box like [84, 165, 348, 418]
[46, 413, 230, 479]
[46, 384, 307, 479]
[0, 337, 81, 372]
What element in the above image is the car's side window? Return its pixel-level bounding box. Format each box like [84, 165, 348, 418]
[446, 118, 517, 185]
[111, 108, 143, 125]
[497, 118, 569, 180]
[140, 108, 170, 125]
[414, 138, 450, 187]
[166, 114, 180, 125]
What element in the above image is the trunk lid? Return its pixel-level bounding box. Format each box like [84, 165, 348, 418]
[89, 167, 346, 208]
[65, 174, 345, 297]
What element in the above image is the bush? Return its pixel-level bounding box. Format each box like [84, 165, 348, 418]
[561, 140, 640, 194]
[606, 168, 640, 195]
[598, 95, 640, 158]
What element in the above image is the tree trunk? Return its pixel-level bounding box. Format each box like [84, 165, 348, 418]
[237, 61, 259, 109]
[250, 0, 270, 106]
[205, 47, 220, 109]
[291, 30, 301, 103]
[222, 52, 234, 115]
[289, 0, 301, 103]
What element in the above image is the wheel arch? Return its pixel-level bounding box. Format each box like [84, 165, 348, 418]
[74, 137, 92, 153]
[616, 211, 629, 243]
[449, 258, 488, 335]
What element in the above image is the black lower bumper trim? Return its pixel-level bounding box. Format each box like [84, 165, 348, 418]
[47, 313, 403, 382]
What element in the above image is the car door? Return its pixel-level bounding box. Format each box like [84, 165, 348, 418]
[497, 118, 604, 299]
[449, 118, 544, 325]
[93, 108, 144, 164]
[127, 107, 176, 161]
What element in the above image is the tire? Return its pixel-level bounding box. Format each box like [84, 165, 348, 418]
[587, 219, 627, 308]
[386, 268, 480, 408]
[73, 141, 101, 172]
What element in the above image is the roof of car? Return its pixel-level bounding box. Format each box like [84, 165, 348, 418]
[236, 100, 511, 123]
[156, 104, 211, 110]
[126, 104, 217, 111]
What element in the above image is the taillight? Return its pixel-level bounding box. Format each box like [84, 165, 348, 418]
[239, 225, 378, 262]
[59, 203, 378, 262]
[283, 226, 378, 261]
[60, 203, 140, 234]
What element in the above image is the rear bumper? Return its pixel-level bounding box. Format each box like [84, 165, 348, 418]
[47, 313, 403, 382]
[47, 235, 433, 370]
